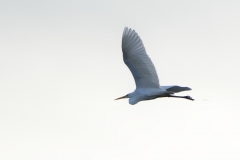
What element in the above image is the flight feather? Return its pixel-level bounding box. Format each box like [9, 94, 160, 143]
[122, 27, 160, 89]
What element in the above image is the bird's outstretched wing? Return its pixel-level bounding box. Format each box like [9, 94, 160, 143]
[162, 86, 191, 93]
[122, 27, 160, 89]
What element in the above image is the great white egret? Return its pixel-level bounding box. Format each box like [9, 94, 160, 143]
[115, 27, 194, 105]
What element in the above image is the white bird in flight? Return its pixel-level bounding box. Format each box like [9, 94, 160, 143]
[115, 27, 194, 105]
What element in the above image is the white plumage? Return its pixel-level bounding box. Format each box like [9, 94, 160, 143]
[122, 27, 160, 89]
[116, 27, 193, 105]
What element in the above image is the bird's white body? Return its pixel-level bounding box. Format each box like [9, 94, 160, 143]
[116, 27, 193, 105]
[127, 89, 172, 105]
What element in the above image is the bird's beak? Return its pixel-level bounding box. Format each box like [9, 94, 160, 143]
[115, 95, 128, 100]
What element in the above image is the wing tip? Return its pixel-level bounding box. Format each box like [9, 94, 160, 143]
[123, 27, 137, 40]
[123, 27, 128, 33]
[123, 27, 129, 37]
[123, 27, 135, 33]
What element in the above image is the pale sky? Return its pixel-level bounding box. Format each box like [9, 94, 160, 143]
[1, 0, 240, 159]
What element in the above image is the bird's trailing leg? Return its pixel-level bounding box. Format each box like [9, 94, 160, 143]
[169, 95, 194, 101]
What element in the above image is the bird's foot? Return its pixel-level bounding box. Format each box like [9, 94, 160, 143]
[185, 96, 194, 101]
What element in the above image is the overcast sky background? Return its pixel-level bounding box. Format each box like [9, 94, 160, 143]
[1, 0, 240, 159]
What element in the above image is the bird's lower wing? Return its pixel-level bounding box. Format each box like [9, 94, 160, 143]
[162, 86, 191, 93]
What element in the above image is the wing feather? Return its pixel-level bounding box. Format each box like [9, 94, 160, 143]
[122, 27, 160, 89]
[162, 86, 191, 93]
